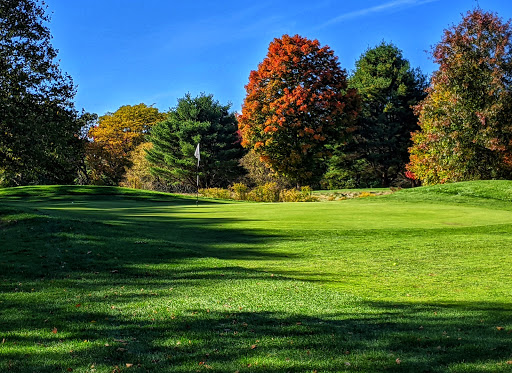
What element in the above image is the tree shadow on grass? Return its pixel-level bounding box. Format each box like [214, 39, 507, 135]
[1, 294, 512, 372]
[0, 185, 210, 202]
[1, 192, 512, 372]
[0, 192, 287, 285]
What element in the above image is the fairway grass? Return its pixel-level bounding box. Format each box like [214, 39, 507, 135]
[1, 182, 511, 372]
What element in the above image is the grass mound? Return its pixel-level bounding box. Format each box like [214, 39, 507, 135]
[390, 180, 512, 206]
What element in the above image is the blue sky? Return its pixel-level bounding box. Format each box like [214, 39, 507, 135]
[43, 0, 512, 117]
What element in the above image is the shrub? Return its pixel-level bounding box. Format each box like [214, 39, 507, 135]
[262, 182, 281, 202]
[247, 182, 280, 202]
[358, 191, 375, 198]
[279, 188, 301, 202]
[301, 186, 312, 195]
[246, 187, 263, 202]
[200, 183, 318, 203]
[280, 186, 318, 202]
[230, 183, 249, 200]
[199, 188, 231, 199]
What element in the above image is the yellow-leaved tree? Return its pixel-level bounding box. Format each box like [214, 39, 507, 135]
[86, 103, 166, 185]
[120, 142, 162, 190]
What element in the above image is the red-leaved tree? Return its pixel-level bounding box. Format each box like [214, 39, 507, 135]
[238, 34, 359, 187]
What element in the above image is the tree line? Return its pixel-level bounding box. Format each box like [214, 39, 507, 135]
[1, 0, 511, 190]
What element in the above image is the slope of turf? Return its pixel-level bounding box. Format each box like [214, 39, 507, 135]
[1, 182, 511, 372]
[389, 180, 512, 206]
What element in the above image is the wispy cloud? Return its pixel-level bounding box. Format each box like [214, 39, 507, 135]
[319, 0, 440, 28]
[156, 3, 293, 53]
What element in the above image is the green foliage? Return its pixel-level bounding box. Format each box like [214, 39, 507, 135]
[147, 93, 244, 189]
[408, 9, 512, 184]
[330, 42, 426, 188]
[0, 0, 86, 186]
[322, 155, 377, 189]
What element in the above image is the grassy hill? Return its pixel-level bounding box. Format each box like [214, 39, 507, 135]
[1, 181, 511, 372]
[390, 180, 512, 205]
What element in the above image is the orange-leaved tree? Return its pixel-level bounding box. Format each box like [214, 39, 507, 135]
[86, 103, 166, 185]
[238, 34, 359, 187]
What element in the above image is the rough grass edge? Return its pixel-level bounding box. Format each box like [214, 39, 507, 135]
[199, 183, 397, 202]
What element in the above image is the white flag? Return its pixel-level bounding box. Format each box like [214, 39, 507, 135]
[194, 143, 200, 166]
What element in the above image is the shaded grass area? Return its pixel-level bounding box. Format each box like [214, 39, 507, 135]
[0, 185, 185, 200]
[1, 183, 512, 372]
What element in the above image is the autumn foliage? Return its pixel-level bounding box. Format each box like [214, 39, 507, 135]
[120, 142, 160, 190]
[238, 34, 359, 186]
[407, 9, 512, 184]
[86, 104, 166, 185]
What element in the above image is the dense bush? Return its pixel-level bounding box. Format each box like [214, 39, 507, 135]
[198, 188, 232, 200]
[246, 182, 281, 202]
[230, 183, 249, 200]
[280, 186, 317, 202]
[321, 157, 377, 189]
[199, 183, 318, 202]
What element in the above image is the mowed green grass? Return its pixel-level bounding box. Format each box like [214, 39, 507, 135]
[1, 181, 512, 372]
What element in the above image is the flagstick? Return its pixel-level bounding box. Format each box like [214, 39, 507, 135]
[194, 143, 200, 207]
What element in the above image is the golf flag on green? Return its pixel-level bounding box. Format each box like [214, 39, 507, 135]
[194, 143, 200, 205]
[194, 143, 200, 167]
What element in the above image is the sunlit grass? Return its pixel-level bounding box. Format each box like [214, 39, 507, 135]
[1, 182, 512, 372]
